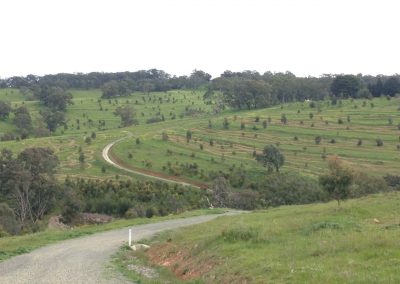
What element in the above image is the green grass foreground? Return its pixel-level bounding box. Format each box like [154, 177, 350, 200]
[0, 208, 225, 262]
[115, 192, 400, 283]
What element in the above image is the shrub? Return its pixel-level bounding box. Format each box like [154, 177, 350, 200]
[146, 117, 163, 124]
[223, 117, 229, 129]
[262, 120, 267, 129]
[256, 173, 325, 207]
[280, 114, 287, 124]
[145, 208, 154, 218]
[61, 190, 83, 224]
[350, 172, 389, 198]
[228, 191, 260, 210]
[1, 132, 16, 141]
[376, 138, 383, 147]
[383, 175, 400, 190]
[0, 203, 20, 235]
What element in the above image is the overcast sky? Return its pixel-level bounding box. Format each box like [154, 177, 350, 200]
[1, 0, 399, 78]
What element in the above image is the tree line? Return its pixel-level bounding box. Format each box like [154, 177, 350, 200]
[2, 69, 399, 104]
[208, 71, 400, 110]
[0, 69, 212, 94]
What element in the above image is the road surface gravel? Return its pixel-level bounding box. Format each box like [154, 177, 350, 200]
[0, 213, 235, 284]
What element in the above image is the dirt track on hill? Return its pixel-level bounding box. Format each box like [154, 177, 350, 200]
[102, 132, 204, 188]
[0, 214, 236, 284]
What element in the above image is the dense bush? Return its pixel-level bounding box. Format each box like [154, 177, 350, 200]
[63, 178, 210, 220]
[146, 117, 163, 124]
[0, 203, 20, 236]
[384, 175, 400, 190]
[350, 173, 389, 198]
[254, 173, 327, 207]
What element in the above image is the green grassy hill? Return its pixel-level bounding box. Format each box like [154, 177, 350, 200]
[115, 192, 400, 283]
[1, 88, 399, 183]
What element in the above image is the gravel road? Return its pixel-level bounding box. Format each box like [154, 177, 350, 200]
[0, 214, 234, 284]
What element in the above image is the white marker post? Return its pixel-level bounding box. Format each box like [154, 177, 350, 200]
[128, 229, 132, 246]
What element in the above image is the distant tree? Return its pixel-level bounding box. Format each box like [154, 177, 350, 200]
[315, 136, 322, 145]
[383, 76, 400, 97]
[368, 78, 383, 97]
[186, 130, 192, 143]
[319, 157, 353, 205]
[223, 117, 229, 129]
[330, 75, 360, 98]
[13, 106, 32, 130]
[101, 80, 131, 98]
[262, 120, 267, 129]
[114, 105, 137, 127]
[280, 114, 287, 124]
[0, 101, 12, 120]
[31, 85, 72, 111]
[40, 110, 65, 132]
[79, 152, 85, 164]
[376, 138, 383, 147]
[188, 69, 212, 89]
[256, 145, 285, 172]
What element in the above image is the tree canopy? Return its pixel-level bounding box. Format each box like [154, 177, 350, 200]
[319, 157, 353, 205]
[256, 145, 285, 172]
[330, 75, 360, 98]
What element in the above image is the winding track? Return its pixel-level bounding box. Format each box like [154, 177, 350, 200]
[0, 213, 239, 284]
[102, 132, 199, 188]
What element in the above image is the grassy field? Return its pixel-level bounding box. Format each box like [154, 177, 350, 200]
[0, 208, 225, 262]
[1, 87, 400, 184]
[115, 192, 400, 283]
[111, 95, 400, 185]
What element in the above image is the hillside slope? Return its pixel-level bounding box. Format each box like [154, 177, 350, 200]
[119, 192, 400, 283]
